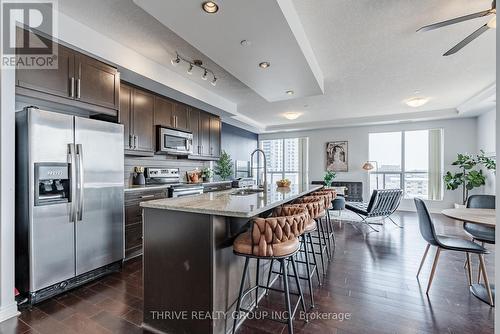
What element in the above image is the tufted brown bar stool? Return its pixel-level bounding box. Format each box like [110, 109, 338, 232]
[295, 195, 329, 275]
[232, 206, 309, 334]
[312, 189, 337, 258]
[266, 198, 325, 309]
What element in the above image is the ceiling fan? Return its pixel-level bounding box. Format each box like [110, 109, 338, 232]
[417, 0, 496, 56]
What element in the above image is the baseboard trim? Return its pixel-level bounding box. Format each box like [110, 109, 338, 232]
[0, 302, 20, 323]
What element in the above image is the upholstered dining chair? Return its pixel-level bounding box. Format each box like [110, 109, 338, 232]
[414, 198, 493, 306]
[464, 194, 495, 284]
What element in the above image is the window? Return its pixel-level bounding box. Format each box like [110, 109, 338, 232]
[368, 129, 443, 200]
[260, 138, 308, 185]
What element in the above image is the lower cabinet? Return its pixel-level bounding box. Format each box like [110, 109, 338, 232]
[124, 188, 167, 260]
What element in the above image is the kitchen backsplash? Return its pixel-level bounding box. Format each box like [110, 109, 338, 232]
[124, 155, 210, 186]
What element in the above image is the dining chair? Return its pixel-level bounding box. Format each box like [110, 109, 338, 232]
[464, 195, 495, 284]
[414, 198, 493, 306]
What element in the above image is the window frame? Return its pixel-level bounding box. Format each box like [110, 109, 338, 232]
[259, 138, 305, 184]
[368, 129, 443, 200]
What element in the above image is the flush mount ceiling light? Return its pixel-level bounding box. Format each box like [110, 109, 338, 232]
[283, 112, 301, 120]
[286, 90, 294, 95]
[202, 1, 219, 14]
[259, 61, 270, 69]
[405, 96, 429, 107]
[170, 53, 218, 86]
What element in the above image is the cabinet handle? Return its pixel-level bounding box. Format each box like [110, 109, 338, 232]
[129, 134, 133, 149]
[210, 147, 213, 155]
[198, 145, 200, 154]
[134, 135, 138, 149]
[76, 79, 81, 99]
[70, 77, 75, 98]
[140, 194, 155, 199]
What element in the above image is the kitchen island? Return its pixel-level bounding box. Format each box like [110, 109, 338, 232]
[140, 184, 323, 334]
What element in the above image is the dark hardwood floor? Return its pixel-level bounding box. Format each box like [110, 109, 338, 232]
[0, 211, 494, 334]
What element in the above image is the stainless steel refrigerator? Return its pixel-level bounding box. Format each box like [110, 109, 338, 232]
[15, 107, 124, 304]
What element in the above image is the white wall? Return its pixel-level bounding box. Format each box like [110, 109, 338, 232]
[260, 117, 478, 212]
[476, 108, 496, 195]
[0, 64, 19, 321]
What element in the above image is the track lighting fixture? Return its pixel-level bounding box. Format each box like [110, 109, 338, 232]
[170, 52, 218, 87]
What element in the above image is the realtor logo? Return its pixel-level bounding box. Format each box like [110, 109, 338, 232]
[1, 0, 58, 69]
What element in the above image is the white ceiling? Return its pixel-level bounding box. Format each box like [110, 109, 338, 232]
[134, 0, 324, 102]
[58, 0, 496, 133]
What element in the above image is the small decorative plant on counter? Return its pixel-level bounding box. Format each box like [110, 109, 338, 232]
[214, 150, 233, 181]
[201, 167, 214, 182]
[324, 170, 337, 187]
[444, 150, 496, 205]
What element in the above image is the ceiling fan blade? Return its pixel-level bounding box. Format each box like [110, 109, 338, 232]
[443, 24, 489, 56]
[417, 9, 492, 32]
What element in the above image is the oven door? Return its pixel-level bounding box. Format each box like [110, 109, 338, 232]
[158, 127, 193, 155]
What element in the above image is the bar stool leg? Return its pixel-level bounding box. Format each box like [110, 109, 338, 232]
[308, 233, 322, 286]
[302, 235, 314, 308]
[291, 256, 308, 316]
[265, 259, 274, 296]
[281, 258, 294, 334]
[316, 220, 327, 274]
[233, 257, 250, 334]
[255, 258, 260, 309]
[320, 217, 332, 261]
[324, 214, 333, 259]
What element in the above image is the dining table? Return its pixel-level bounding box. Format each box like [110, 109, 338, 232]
[441, 207, 496, 305]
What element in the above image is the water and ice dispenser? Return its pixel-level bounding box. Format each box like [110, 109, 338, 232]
[34, 163, 70, 206]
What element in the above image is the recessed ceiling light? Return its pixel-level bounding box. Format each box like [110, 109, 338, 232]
[405, 97, 429, 107]
[202, 1, 219, 13]
[284, 112, 301, 120]
[240, 40, 251, 47]
[259, 61, 270, 69]
[286, 90, 294, 95]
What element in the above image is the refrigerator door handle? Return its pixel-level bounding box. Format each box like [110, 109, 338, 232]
[68, 143, 77, 223]
[76, 144, 84, 221]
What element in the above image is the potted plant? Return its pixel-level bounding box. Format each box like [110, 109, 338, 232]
[443, 150, 496, 206]
[214, 150, 233, 181]
[324, 170, 336, 187]
[201, 167, 213, 182]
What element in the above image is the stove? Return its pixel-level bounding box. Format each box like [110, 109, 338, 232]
[144, 167, 204, 198]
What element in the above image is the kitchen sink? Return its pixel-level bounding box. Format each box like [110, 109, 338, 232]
[231, 189, 264, 196]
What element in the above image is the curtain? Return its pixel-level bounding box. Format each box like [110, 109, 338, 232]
[428, 129, 443, 200]
[298, 137, 309, 185]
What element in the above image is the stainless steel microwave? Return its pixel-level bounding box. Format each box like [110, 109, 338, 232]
[157, 126, 193, 155]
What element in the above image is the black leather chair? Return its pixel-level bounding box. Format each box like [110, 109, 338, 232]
[345, 189, 403, 232]
[463, 195, 495, 285]
[414, 198, 493, 306]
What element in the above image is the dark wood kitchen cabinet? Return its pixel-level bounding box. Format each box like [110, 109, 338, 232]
[199, 111, 211, 156]
[188, 108, 221, 160]
[120, 83, 154, 155]
[75, 54, 120, 110]
[154, 96, 174, 128]
[209, 115, 221, 158]
[15, 29, 120, 115]
[172, 103, 189, 131]
[124, 188, 167, 260]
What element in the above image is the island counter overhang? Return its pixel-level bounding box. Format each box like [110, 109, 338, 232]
[140, 184, 323, 334]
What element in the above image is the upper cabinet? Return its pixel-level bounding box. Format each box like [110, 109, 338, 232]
[15, 29, 120, 115]
[172, 103, 189, 131]
[154, 96, 174, 128]
[75, 54, 120, 110]
[188, 107, 221, 160]
[209, 115, 221, 158]
[120, 83, 154, 155]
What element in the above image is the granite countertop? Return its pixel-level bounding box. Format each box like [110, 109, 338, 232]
[139, 184, 323, 218]
[124, 181, 232, 192]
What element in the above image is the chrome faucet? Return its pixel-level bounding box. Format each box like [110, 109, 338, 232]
[250, 148, 267, 189]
